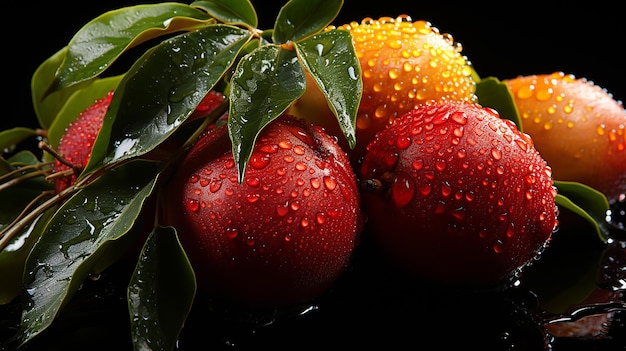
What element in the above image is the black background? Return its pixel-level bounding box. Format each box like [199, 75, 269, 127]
[5, 1, 624, 132]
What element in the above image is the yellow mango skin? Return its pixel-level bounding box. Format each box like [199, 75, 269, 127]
[289, 16, 477, 168]
[505, 72, 626, 203]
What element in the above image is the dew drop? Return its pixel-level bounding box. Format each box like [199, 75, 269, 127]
[300, 217, 310, 228]
[246, 194, 260, 203]
[278, 139, 292, 149]
[226, 227, 239, 239]
[209, 180, 222, 193]
[493, 239, 504, 253]
[316, 212, 326, 224]
[435, 159, 447, 172]
[396, 135, 411, 149]
[491, 148, 502, 160]
[451, 207, 466, 221]
[310, 178, 321, 189]
[323, 176, 337, 190]
[295, 162, 307, 171]
[249, 153, 270, 169]
[419, 184, 432, 196]
[412, 158, 424, 170]
[185, 198, 199, 212]
[245, 177, 260, 187]
[391, 173, 415, 207]
[276, 203, 289, 217]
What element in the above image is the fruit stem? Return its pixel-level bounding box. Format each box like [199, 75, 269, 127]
[0, 189, 56, 251]
[38, 141, 83, 176]
[0, 162, 53, 192]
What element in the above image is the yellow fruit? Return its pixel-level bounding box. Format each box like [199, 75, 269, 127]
[289, 15, 477, 166]
[504, 72, 626, 203]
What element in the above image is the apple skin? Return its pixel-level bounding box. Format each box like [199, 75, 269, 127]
[162, 114, 363, 308]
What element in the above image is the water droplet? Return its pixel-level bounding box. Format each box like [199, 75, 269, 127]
[295, 162, 307, 171]
[391, 172, 415, 207]
[246, 194, 260, 203]
[323, 176, 337, 190]
[300, 217, 310, 228]
[316, 212, 326, 224]
[412, 158, 424, 170]
[185, 198, 199, 212]
[245, 177, 260, 187]
[209, 180, 222, 193]
[493, 239, 504, 253]
[396, 135, 411, 149]
[310, 178, 321, 189]
[226, 228, 239, 239]
[249, 153, 270, 169]
[435, 159, 446, 172]
[276, 203, 289, 217]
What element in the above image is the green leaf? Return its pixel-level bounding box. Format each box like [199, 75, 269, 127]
[295, 29, 361, 149]
[128, 226, 196, 351]
[46, 76, 122, 151]
[476, 76, 522, 131]
[191, 0, 257, 27]
[85, 25, 251, 174]
[229, 45, 306, 182]
[0, 152, 55, 305]
[47, 3, 213, 95]
[554, 180, 611, 242]
[0, 209, 55, 305]
[0, 128, 38, 153]
[0, 151, 54, 226]
[273, 0, 343, 43]
[18, 159, 162, 347]
[31, 48, 93, 130]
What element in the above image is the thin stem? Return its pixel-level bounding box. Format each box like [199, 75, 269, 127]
[0, 168, 52, 193]
[0, 187, 74, 251]
[0, 189, 56, 250]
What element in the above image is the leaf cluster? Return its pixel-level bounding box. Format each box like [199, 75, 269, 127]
[0, 0, 360, 348]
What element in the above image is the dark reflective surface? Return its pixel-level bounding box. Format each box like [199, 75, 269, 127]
[2, 199, 624, 350]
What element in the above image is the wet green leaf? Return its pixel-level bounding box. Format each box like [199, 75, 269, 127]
[0, 128, 38, 153]
[191, 0, 257, 27]
[19, 159, 163, 347]
[296, 29, 361, 148]
[554, 180, 611, 242]
[0, 151, 54, 228]
[47, 3, 213, 96]
[85, 25, 251, 174]
[0, 151, 54, 222]
[31, 47, 91, 129]
[229, 45, 305, 182]
[0, 209, 55, 305]
[128, 226, 195, 351]
[476, 76, 522, 131]
[0, 152, 55, 304]
[273, 0, 342, 43]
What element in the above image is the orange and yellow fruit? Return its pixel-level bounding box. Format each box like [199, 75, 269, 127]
[504, 72, 626, 203]
[289, 15, 477, 166]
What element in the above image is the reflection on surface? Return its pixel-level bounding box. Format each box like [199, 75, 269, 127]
[1, 197, 625, 351]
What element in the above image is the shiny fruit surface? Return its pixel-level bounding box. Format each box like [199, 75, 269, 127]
[289, 15, 477, 166]
[52, 90, 113, 193]
[504, 72, 626, 203]
[359, 100, 558, 287]
[163, 114, 362, 307]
